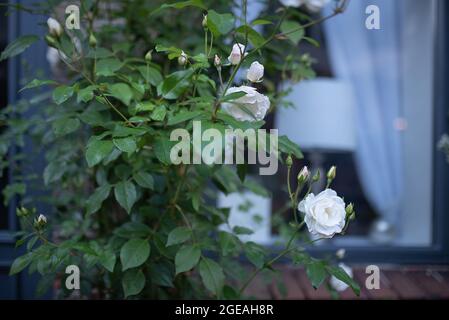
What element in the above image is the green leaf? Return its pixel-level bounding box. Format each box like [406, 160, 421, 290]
[278, 135, 303, 159]
[280, 20, 304, 45]
[43, 161, 65, 185]
[158, 70, 193, 100]
[52, 117, 80, 137]
[166, 227, 191, 246]
[148, 263, 174, 288]
[218, 232, 239, 256]
[132, 171, 154, 189]
[86, 184, 111, 215]
[122, 268, 145, 298]
[207, 10, 235, 37]
[237, 163, 247, 182]
[77, 85, 97, 103]
[306, 261, 327, 289]
[220, 91, 247, 103]
[235, 25, 265, 48]
[157, 0, 206, 11]
[137, 66, 163, 86]
[233, 226, 254, 235]
[52, 85, 74, 105]
[150, 105, 167, 121]
[113, 137, 137, 154]
[154, 136, 176, 165]
[19, 79, 57, 92]
[99, 249, 116, 272]
[85, 140, 114, 167]
[108, 83, 133, 106]
[9, 253, 32, 275]
[96, 58, 123, 76]
[167, 110, 203, 126]
[114, 222, 152, 238]
[120, 238, 151, 271]
[326, 265, 360, 296]
[251, 19, 273, 26]
[0, 35, 39, 61]
[114, 180, 137, 214]
[199, 257, 225, 296]
[244, 242, 265, 268]
[175, 245, 201, 274]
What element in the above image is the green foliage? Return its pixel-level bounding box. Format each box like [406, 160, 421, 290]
[0, 0, 357, 300]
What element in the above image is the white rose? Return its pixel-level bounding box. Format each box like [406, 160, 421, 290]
[228, 43, 247, 65]
[246, 61, 264, 83]
[304, 0, 330, 12]
[178, 51, 188, 66]
[222, 86, 270, 122]
[298, 188, 346, 238]
[279, 0, 303, 7]
[330, 263, 353, 292]
[37, 214, 47, 224]
[47, 17, 63, 37]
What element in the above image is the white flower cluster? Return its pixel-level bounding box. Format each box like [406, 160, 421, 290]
[222, 44, 269, 122]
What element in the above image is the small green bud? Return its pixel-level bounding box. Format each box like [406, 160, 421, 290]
[89, 33, 97, 47]
[297, 166, 309, 184]
[327, 166, 336, 180]
[202, 15, 208, 28]
[34, 214, 47, 230]
[286, 155, 293, 168]
[345, 203, 354, 215]
[312, 169, 320, 182]
[214, 54, 221, 68]
[145, 50, 153, 62]
[178, 51, 188, 66]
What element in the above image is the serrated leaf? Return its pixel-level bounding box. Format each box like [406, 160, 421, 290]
[19, 79, 57, 92]
[207, 10, 234, 37]
[122, 268, 145, 298]
[120, 238, 150, 271]
[244, 242, 265, 268]
[150, 105, 167, 121]
[233, 226, 254, 235]
[175, 245, 201, 274]
[166, 227, 191, 246]
[167, 110, 203, 126]
[9, 253, 32, 275]
[199, 257, 225, 296]
[280, 20, 304, 45]
[99, 249, 116, 272]
[85, 140, 114, 167]
[86, 184, 111, 215]
[158, 70, 193, 100]
[96, 58, 123, 76]
[132, 171, 154, 189]
[326, 265, 360, 296]
[52, 117, 80, 137]
[0, 35, 39, 61]
[114, 180, 137, 214]
[114, 222, 152, 238]
[306, 261, 327, 289]
[108, 83, 133, 106]
[137, 66, 163, 86]
[113, 137, 137, 154]
[278, 135, 303, 159]
[52, 85, 74, 105]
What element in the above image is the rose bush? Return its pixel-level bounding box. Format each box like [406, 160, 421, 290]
[0, 0, 358, 299]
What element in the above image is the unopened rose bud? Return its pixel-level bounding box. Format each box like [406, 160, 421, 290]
[16, 206, 28, 217]
[312, 169, 320, 182]
[286, 155, 293, 168]
[47, 17, 63, 38]
[345, 203, 354, 215]
[246, 61, 264, 83]
[214, 54, 221, 68]
[327, 166, 336, 180]
[178, 51, 188, 66]
[89, 33, 97, 48]
[297, 166, 309, 184]
[336, 248, 346, 260]
[228, 43, 246, 65]
[202, 15, 208, 28]
[145, 50, 153, 62]
[45, 35, 58, 48]
[34, 214, 47, 229]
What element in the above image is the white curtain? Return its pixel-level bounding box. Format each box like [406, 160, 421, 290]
[323, 0, 404, 227]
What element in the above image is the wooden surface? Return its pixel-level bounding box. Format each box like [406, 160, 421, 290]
[243, 266, 449, 300]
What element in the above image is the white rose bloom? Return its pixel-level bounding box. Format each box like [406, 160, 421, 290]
[222, 86, 270, 122]
[228, 43, 247, 65]
[47, 17, 63, 37]
[279, 0, 302, 7]
[304, 0, 330, 12]
[247, 61, 264, 83]
[298, 188, 346, 238]
[330, 263, 353, 292]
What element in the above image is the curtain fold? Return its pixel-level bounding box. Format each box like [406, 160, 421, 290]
[323, 0, 404, 229]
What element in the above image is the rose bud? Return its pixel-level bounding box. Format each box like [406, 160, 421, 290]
[247, 61, 264, 83]
[47, 17, 63, 37]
